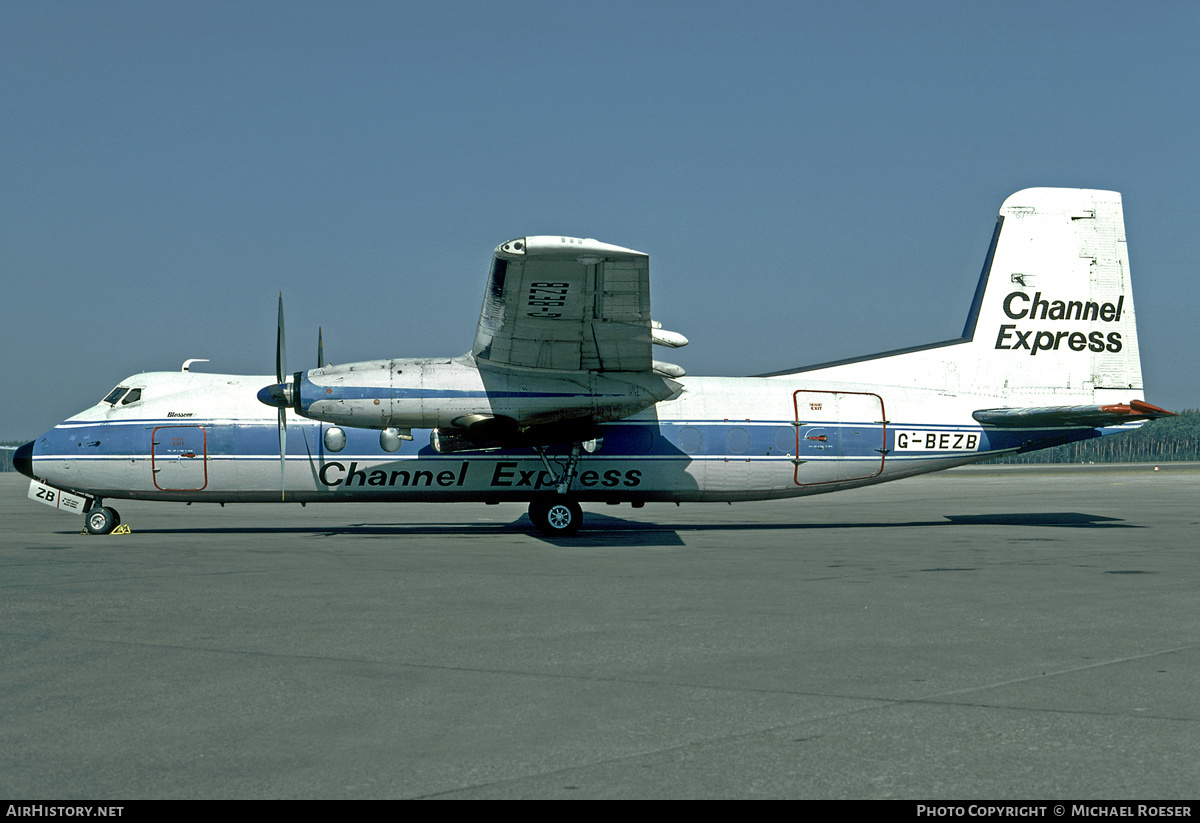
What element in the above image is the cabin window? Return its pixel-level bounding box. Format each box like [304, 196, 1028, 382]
[103, 387, 129, 405]
[120, 388, 142, 405]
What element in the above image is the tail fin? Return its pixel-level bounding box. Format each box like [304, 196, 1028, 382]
[774, 188, 1147, 409]
[962, 187, 1142, 405]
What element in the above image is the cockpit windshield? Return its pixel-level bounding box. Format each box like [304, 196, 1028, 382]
[102, 386, 143, 406]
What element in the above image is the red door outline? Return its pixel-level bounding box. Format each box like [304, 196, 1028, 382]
[792, 390, 887, 486]
[151, 426, 209, 491]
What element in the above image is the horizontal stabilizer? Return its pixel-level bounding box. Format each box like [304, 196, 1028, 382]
[972, 399, 1175, 429]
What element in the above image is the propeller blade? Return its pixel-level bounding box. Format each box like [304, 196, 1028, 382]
[317, 326, 324, 369]
[276, 292, 287, 385]
[276, 293, 288, 501]
[278, 407, 287, 502]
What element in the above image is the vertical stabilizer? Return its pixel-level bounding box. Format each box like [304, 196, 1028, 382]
[965, 188, 1142, 404]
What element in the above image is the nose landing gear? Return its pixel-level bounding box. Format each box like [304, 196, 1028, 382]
[84, 506, 121, 535]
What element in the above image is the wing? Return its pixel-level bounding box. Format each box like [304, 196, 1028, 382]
[972, 399, 1175, 428]
[472, 236, 657, 373]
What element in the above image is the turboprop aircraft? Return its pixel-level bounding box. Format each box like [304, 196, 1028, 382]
[14, 188, 1175, 537]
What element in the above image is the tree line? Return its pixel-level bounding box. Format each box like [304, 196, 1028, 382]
[984, 408, 1200, 464]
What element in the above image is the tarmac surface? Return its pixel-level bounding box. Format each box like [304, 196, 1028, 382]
[2, 465, 1198, 799]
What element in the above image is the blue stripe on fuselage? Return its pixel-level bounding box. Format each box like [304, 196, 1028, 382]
[34, 415, 1114, 467]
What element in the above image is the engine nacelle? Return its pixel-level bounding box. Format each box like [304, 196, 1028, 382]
[264, 354, 682, 432]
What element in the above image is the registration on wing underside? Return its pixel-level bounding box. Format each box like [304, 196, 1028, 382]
[894, 430, 980, 452]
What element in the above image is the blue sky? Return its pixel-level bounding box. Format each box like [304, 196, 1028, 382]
[3, 1, 1197, 439]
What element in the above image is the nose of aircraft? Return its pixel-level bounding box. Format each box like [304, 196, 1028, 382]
[13, 441, 35, 479]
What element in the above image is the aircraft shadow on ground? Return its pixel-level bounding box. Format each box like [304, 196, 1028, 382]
[57, 510, 1135, 548]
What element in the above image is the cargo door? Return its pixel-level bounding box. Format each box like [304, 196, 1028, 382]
[793, 390, 885, 486]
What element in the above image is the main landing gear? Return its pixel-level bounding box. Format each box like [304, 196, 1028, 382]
[84, 505, 121, 535]
[528, 498, 583, 537]
[527, 443, 584, 537]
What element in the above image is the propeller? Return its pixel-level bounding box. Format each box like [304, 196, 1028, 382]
[256, 296, 330, 502]
[255, 293, 292, 500]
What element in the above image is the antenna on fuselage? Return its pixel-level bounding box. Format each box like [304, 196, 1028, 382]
[181, 359, 210, 372]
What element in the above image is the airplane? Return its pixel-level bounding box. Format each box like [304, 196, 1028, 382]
[13, 187, 1175, 538]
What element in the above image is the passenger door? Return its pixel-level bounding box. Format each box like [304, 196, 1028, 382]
[152, 426, 208, 491]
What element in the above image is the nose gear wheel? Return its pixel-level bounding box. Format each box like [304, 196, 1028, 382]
[85, 506, 120, 535]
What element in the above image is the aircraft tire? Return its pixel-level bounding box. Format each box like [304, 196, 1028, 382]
[529, 498, 583, 537]
[85, 506, 118, 536]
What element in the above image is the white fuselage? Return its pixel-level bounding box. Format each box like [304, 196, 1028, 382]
[25, 361, 1130, 506]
